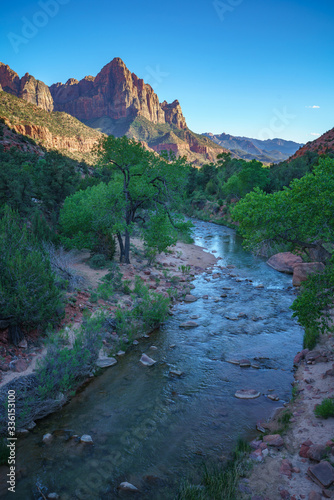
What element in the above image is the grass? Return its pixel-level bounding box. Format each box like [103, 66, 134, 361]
[303, 326, 320, 350]
[314, 398, 334, 419]
[177, 438, 252, 500]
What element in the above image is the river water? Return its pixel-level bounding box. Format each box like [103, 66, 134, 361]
[7, 220, 303, 499]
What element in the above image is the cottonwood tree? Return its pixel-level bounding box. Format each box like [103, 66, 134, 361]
[61, 136, 191, 263]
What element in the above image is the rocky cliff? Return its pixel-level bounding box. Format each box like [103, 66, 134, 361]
[289, 128, 334, 160]
[0, 58, 227, 165]
[0, 91, 103, 164]
[0, 62, 54, 112]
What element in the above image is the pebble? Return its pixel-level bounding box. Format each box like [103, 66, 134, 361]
[80, 435, 93, 444]
[42, 433, 53, 444]
[119, 482, 139, 492]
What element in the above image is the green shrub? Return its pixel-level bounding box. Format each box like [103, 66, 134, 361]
[303, 327, 320, 350]
[0, 206, 63, 344]
[89, 253, 107, 269]
[315, 398, 334, 419]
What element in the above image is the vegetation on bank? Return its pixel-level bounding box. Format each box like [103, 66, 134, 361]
[177, 438, 252, 500]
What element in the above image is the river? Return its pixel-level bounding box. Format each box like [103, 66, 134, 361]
[6, 220, 304, 499]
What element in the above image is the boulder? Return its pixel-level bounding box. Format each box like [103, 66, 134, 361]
[184, 294, 198, 303]
[80, 435, 93, 444]
[293, 262, 325, 286]
[235, 389, 261, 399]
[96, 357, 117, 368]
[263, 434, 284, 447]
[42, 433, 53, 444]
[140, 354, 156, 366]
[179, 321, 199, 328]
[307, 445, 328, 462]
[119, 482, 139, 492]
[267, 252, 303, 274]
[308, 461, 334, 488]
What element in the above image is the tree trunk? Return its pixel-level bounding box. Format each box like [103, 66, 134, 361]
[117, 232, 125, 263]
[9, 324, 24, 345]
[124, 230, 131, 264]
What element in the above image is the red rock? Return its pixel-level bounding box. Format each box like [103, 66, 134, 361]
[293, 349, 309, 365]
[308, 461, 334, 488]
[279, 490, 290, 499]
[12, 359, 29, 372]
[307, 444, 327, 462]
[300, 444, 311, 457]
[263, 434, 284, 447]
[292, 263, 325, 286]
[280, 459, 293, 478]
[267, 252, 303, 274]
[308, 492, 322, 500]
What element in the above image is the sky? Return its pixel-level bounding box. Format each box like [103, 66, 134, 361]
[1, 0, 333, 144]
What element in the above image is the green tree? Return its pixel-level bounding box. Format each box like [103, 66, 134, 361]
[0, 207, 63, 345]
[60, 182, 118, 258]
[93, 136, 191, 263]
[232, 157, 334, 259]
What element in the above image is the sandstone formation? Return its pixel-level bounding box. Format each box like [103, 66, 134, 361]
[290, 127, 334, 160]
[292, 262, 325, 286]
[267, 252, 303, 274]
[0, 58, 227, 164]
[0, 63, 53, 112]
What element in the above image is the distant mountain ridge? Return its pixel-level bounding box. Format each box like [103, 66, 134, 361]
[204, 132, 303, 163]
[0, 59, 227, 165]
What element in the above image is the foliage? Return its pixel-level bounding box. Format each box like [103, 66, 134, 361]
[0, 207, 63, 344]
[314, 398, 334, 419]
[36, 315, 103, 399]
[94, 135, 191, 263]
[177, 438, 251, 500]
[291, 260, 334, 340]
[143, 212, 178, 263]
[59, 182, 117, 258]
[232, 158, 334, 256]
[89, 253, 108, 269]
[114, 277, 170, 339]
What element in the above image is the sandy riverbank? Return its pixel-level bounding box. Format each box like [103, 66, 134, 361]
[0, 238, 217, 391]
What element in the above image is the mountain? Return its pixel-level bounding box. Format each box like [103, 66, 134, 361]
[204, 132, 303, 164]
[289, 128, 334, 161]
[0, 60, 226, 165]
[0, 90, 104, 164]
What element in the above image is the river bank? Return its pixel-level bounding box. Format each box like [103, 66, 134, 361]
[237, 328, 334, 500]
[0, 220, 307, 499]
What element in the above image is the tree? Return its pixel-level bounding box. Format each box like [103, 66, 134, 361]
[232, 157, 334, 343]
[232, 157, 334, 259]
[60, 182, 118, 258]
[92, 135, 191, 263]
[0, 207, 63, 345]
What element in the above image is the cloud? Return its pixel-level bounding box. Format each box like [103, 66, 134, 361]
[310, 132, 321, 136]
[305, 105, 320, 109]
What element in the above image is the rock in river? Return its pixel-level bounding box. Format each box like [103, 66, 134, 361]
[140, 354, 156, 366]
[96, 356, 117, 368]
[119, 482, 139, 492]
[235, 389, 261, 399]
[179, 321, 199, 328]
[184, 294, 198, 303]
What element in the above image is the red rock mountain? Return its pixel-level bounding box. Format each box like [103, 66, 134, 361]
[0, 58, 226, 164]
[290, 128, 334, 160]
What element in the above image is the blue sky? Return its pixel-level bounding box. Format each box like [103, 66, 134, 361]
[1, 0, 333, 143]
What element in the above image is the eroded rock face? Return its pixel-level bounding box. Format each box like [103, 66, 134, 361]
[0, 63, 53, 112]
[50, 58, 186, 127]
[267, 252, 303, 274]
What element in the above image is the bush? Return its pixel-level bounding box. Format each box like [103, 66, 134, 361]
[0, 207, 63, 344]
[89, 253, 107, 269]
[314, 398, 334, 419]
